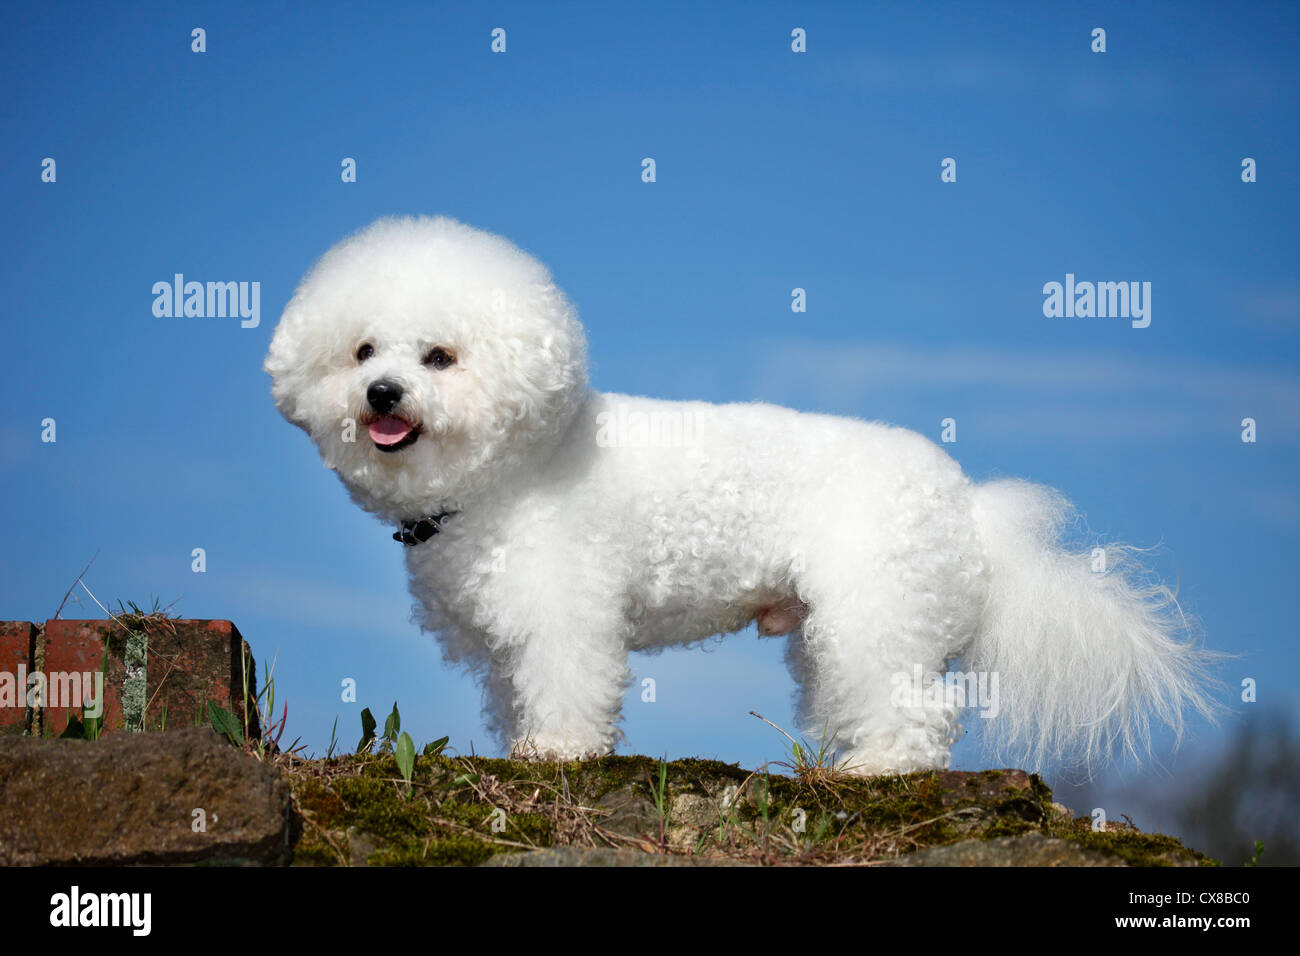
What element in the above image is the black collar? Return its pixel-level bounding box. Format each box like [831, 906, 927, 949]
[393, 511, 456, 546]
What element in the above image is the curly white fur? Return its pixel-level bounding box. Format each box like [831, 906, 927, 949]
[265, 215, 1218, 774]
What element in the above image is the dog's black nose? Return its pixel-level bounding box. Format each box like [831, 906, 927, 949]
[367, 380, 404, 414]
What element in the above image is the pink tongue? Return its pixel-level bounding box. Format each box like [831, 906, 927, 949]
[369, 416, 414, 445]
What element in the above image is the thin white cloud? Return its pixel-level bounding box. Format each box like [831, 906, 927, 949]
[823, 51, 1288, 109]
[1248, 487, 1300, 528]
[1237, 289, 1300, 330]
[826, 52, 1026, 95]
[750, 340, 1300, 442]
[225, 565, 420, 638]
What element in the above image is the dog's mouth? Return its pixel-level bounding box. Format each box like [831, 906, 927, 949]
[368, 415, 422, 453]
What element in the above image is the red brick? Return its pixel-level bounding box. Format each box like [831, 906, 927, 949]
[0, 621, 37, 734]
[144, 620, 260, 736]
[35, 619, 259, 739]
[39, 620, 127, 734]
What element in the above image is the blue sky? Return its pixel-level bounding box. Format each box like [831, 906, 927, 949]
[2, 1, 1297, 842]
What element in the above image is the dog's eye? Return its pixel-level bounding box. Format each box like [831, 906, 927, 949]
[424, 347, 456, 370]
[356, 343, 374, 363]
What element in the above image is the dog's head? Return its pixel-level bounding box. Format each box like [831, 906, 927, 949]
[264, 216, 588, 519]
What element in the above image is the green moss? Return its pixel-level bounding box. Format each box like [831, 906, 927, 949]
[281, 752, 1208, 867]
[978, 817, 1038, 839]
[285, 751, 571, 866]
[1055, 826, 1212, 867]
[296, 779, 347, 819]
[288, 842, 339, 866]
[502, 811, 554, 844]
[331, 777, 429, 837]
[370, 836, 503, 867]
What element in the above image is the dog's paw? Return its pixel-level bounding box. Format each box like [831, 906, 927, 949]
[834, 748, 948, 778]
[508, 738, 611, 762]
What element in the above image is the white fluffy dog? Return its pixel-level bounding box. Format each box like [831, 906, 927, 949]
[265, 215, 1216, 774]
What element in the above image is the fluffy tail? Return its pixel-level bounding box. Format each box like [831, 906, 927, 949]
[968, 479, 1220, 771]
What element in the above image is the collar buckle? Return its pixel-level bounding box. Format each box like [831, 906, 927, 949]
[394, 511, 455, 546]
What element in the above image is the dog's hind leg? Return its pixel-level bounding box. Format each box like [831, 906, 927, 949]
[785, 598, 964, 775]
[783, 482, 984, 775]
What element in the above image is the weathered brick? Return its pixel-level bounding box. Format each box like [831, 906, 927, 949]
[144, 620, 260, 736]
[27, 618, 261, 738]
[33, 618, 260, 739]
[0, 621, 37, 734]
[38, 620, 127, 735]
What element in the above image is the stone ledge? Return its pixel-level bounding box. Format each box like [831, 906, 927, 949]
[0, 726, 294, 866]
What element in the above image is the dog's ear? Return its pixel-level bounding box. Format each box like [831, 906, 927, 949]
[264, 296, 320, 432]
[488, 283, 589, 430]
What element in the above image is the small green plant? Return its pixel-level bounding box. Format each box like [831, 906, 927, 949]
[749, 710, 854, 783]
[203, 646, 303, 760]
[423, 735, 449, 757]
[710, 781, 756, 853]
[1246, 840, 1265, 866]
[207, 699, 245, 747]
[85, 634, 111, 740]
[355, 703, 408, 756]
[114, 596, 167, 619]
[395, 731, 416, 794]
[805, 811, 835, 849]
[357, 707, 377, 753]
[754, 773, 773, 855]
[380, 702, 401, 753]
[326, 716, 340, 759]
[647, 757, 671, 851]
[242, 646, 298, 758]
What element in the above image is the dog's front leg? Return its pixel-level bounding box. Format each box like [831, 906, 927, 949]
[501, 612, 631, 762]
